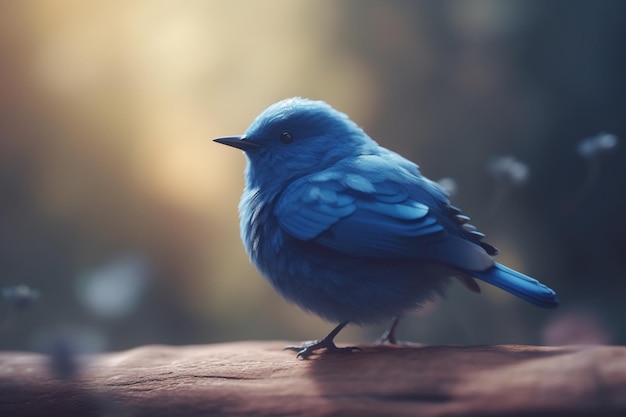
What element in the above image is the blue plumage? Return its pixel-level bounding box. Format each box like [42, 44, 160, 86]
[214, 97, 558, 358]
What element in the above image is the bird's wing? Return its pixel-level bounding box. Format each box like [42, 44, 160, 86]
[274, 155, 494, 271]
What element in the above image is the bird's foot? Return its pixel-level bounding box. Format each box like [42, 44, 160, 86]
[376, 317, 400, 345]
[284, 321, 359, 359]
[376, 329, 398, 345]
[284, 339, 361, 359]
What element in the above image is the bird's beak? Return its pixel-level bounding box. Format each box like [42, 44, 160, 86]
[213, 136, 263, 151]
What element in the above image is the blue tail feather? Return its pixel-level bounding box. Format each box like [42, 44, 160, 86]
[473, 263, 559, 309]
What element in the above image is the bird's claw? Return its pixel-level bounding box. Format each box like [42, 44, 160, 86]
[284, 339, 361, 359]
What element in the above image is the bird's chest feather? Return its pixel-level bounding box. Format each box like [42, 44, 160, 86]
[238, 185, 321, 286]
[239, 187, 287, 269]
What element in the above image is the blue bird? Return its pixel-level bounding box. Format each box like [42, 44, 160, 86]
[214, 97, 558, 358]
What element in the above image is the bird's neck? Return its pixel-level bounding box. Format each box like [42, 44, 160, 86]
[244, 165, 289, 196]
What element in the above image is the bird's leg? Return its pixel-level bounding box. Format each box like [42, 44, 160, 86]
[284, 321, 361, 359]
[377, 317, 400, 345]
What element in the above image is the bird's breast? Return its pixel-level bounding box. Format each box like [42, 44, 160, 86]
[239, 187, 284, 266]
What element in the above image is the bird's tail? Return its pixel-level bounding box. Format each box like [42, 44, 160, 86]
[473, 263, 559, 308]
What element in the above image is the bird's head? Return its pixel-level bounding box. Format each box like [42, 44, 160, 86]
[214, 98, 376, 187]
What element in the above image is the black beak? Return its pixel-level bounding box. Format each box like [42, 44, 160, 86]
[213, 136, 263, 151]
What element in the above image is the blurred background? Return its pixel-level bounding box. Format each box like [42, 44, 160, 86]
[1, 0, 625, 355]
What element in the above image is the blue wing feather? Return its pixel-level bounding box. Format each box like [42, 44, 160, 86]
[274, 155, 494, 271]
[275, 182, 356, 240]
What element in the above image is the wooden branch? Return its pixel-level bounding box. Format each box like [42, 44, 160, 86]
[1, 342, 625, 416]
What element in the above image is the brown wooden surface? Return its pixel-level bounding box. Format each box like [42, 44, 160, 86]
[1, 341, 625, 416]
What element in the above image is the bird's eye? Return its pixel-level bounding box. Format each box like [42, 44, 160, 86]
[280, 131, 294, 144]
